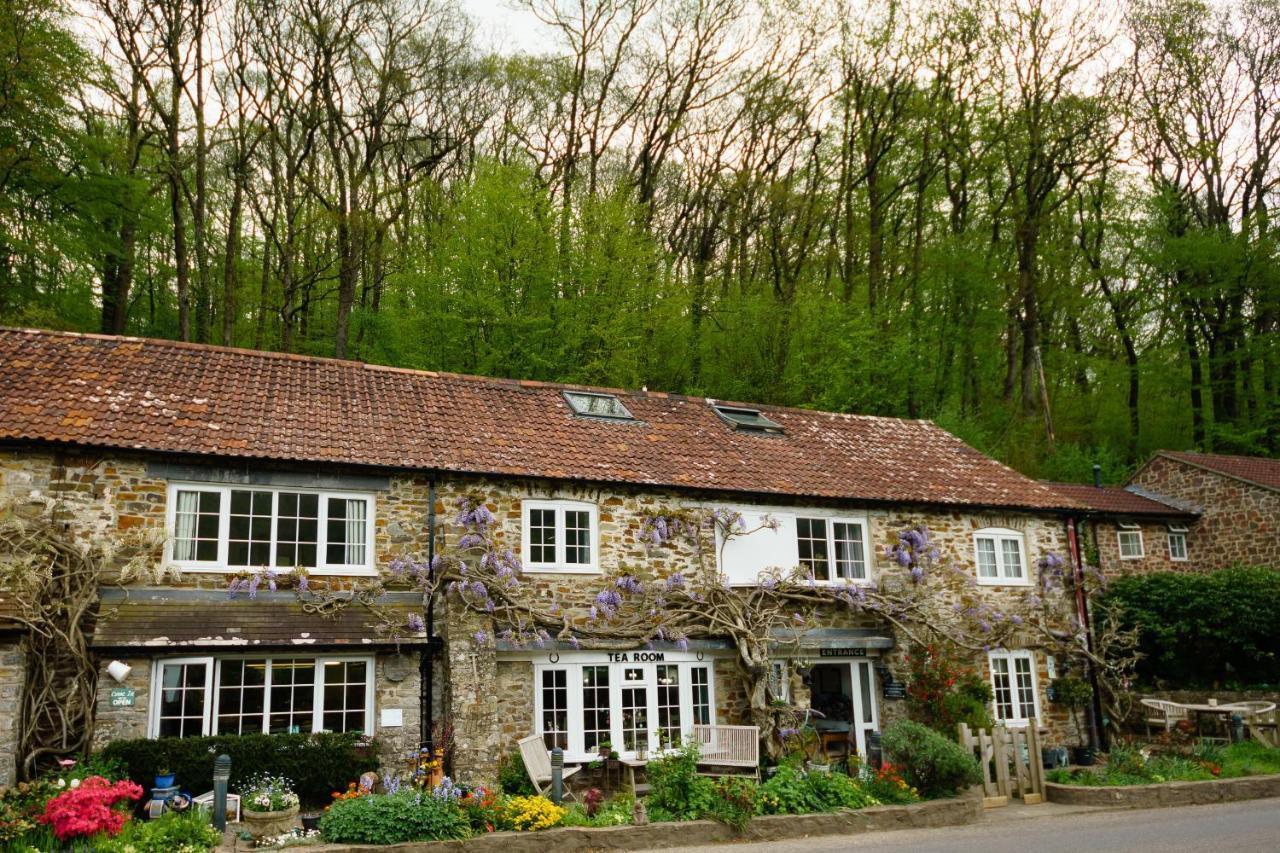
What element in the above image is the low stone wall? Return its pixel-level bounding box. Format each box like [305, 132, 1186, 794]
[1046, 773, 1280, 808]
[276, 793, 982, 853]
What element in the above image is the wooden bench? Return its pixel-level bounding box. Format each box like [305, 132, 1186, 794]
[692, 724, 760, 780]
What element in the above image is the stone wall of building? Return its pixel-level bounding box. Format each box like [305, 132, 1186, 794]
[1130, 457, 1280, 570]
[1088, 518, 1199, 577]
[0, 638, 26, 786]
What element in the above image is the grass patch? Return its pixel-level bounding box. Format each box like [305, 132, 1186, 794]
[1048, 741, 1280, 787]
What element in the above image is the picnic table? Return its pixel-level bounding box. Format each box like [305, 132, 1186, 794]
[1143, 697, 1277, 740]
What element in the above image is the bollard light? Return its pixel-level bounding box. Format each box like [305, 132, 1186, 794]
[1231, 713, 1245, 744]
[867, 730, 883, 771]
[550, 746, 564, 805]
[212, 753, 231, 832]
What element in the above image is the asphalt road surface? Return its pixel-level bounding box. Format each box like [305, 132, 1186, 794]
[642, 797, 1280, 853]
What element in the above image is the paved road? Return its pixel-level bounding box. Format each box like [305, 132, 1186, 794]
[642, 797, 1280, 853]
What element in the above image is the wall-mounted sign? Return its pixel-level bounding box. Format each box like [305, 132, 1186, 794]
[882, 682, 908, 700]
[110, 687, 135, 707]
[819, 648, 867, 658]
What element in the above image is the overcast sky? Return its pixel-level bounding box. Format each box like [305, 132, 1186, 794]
[465, 0, 556, 54]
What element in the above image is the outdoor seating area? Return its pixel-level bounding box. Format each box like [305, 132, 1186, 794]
[1140, 697, 1277, 742]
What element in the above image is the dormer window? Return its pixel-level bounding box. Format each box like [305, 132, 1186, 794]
[712, 403, 783, 434]
[564, 391, 634, 421]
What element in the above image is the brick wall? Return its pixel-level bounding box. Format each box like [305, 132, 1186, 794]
[1089, 518, 1199, 577]
[1130, 457, 1280, 570]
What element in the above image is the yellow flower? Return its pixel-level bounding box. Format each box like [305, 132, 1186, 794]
[502, 795, 567, 831]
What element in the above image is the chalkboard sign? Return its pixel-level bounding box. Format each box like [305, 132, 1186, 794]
[110, 687, 135, 707]
[882, 682, 907, 700]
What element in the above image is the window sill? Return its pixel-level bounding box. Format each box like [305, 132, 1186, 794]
[976, 577, 1032, 587]
[168, 563, 380, 578]
[1118, 555, 1145, 561]
[522, 565, 602, 575]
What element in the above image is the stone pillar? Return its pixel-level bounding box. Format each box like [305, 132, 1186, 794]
[442, 602, 500, 786]
[0, 638, 28, 785]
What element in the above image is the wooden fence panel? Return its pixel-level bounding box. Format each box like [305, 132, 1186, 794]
[958, 719, 1045, 808]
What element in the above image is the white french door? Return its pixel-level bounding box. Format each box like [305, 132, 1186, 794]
[848, 660, 879, 756]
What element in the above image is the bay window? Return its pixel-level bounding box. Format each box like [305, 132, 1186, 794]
[521, 500, 599, 573]
[167, 484, 375, 575]
[988, 649, 1039, 726]
[533, 655, 715, 760]
[150, 656, 373, 738]
[974, 528, 1028, 585]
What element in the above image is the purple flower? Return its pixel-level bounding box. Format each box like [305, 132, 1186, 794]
[615, 575, 643, 595]
[296, 573, 309, 592]
[474, 629, 489, 645]
[910, 566, 924, 583]
[458, 533, 483, 550]
[406, 613, 426, 633]
[676, 637, 689, 652]
[664, 572, 686, 590]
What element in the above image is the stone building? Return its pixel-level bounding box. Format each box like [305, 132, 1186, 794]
[1044, 451, 1280, 576]
[0, 327, 1087, 786]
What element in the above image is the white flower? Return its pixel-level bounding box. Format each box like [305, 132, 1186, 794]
[69, 778, 81, 789]
[56, 778, 65, 788]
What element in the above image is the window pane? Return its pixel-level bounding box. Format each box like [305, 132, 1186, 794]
[1168, 532, 1187, 560]
[833, 522, 866, 580]
[158, 662, 207, 738]
[326, 498, 367, 566]
[564, 510, 591, 565]
[582, 666, 611, 753]
[976, 539, 998, 577]
[990, 657, 1013, 721]
[621, 684, 648, 752]
[797, 518, 830, 580]
[321, 661, 368, 733]
[216, 659, 267, 735]
[657, 665, 681, 748]
[1000, 539, 1023, 578]
[1119, 531, 1142, 558]
[1014, 656, 1036, 721]
[691, 666, 711, 726]
[174, 490, 221, 562]
[528, 508, 556, 564]
[269, 659, 316, 734]
[228, 489, 273, 568]
[541, 669, 568, 750]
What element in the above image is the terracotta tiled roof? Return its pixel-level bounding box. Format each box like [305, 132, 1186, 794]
[0, 328, 1080, 511]
[1041, 482, 1196, 518]
[1155, 450, 1280, 492]
[91, 588, 428, 649]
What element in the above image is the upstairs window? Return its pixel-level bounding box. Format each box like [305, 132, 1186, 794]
[1167, 524, 1188, 561]
[168, 484, 374, 575]
[711, 403, 784, 434]
[522, 500, 599, 573]
[974, 528, 1028, 585]
[564, 391, 634, 421]
[796, 517, 869, 583]
[1117, 523, 1144, 560]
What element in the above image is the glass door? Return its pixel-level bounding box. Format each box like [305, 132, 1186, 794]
[848, 660, 879, 756]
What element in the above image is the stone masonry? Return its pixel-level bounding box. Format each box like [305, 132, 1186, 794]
[1130, 455, 1280, 570]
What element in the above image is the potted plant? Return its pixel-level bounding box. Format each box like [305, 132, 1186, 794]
[240, 774, 300, 839]
[153, 762, 175, 789]
[1051, 676, 1095, 766]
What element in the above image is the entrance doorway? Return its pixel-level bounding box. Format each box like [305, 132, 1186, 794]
[809, 659, 879, 757]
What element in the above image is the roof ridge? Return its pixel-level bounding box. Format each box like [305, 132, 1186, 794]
[0, 326, 929, 427]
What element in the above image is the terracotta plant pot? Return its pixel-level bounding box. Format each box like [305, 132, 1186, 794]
[242, 804, 299, 839]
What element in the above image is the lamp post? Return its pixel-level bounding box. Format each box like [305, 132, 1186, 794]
[212, 754, 231, 832]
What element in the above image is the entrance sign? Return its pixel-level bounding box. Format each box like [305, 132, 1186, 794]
[819, 648, 867, 658]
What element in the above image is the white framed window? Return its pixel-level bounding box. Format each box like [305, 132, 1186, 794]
[521, 500, 599, 573]
[166, 483, 376, 575]
[988, 649, 1040, 727]
[149, 655, 374, 738]
[1117, 523, 1144, 560]
[973, 528, 1029, 585]
[717, 507, 872, 586]
[533, 654, 715, 761]
[1167, 525, 1188, 561]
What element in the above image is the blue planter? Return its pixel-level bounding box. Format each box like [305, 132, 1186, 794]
[154, 773, 175, 788]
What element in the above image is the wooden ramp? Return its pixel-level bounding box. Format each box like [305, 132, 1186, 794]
[958, 719, 1047, 808]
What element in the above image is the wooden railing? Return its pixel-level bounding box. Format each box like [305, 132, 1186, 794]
[958, 720, 1047, 808]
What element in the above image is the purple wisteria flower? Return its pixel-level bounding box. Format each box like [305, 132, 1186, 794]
[406, 613, 426, 633]
[615, 575, 643, 595]
[474, 629, 489, 645]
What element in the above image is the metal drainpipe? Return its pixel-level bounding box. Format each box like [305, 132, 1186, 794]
[1066, 516, 1106, 752]
[420, 478, 437, 751]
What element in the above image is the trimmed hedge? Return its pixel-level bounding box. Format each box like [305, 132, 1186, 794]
[99, 732, 379, 806]
[1103, 567, 1280, 687]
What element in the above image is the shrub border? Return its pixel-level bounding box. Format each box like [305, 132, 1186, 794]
[298, 791, 981, 852]
[1046, 773, 1280, 808]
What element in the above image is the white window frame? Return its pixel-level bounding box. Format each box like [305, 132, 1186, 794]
[149, 654, 375, 738]
[521, 500, 600, 574]
[532, 655, 715, 762]
[1117, 523, 1145, 560]
[987, 649, 1040, 728]
[973, 527, 1030, 586]
[166, 483, 377, 576]
[1167, 525, 1188, 561]
[795, 515, 873, 586]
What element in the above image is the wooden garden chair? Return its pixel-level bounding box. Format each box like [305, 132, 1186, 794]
[517, 734, 581, 801]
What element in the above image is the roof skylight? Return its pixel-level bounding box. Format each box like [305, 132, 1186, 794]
[712, 403, 784, 434]
[564, 391, 635, 421]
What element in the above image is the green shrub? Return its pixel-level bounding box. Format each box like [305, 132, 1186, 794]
[758, 763, 816, 814]
[905, 643, 994, 737]
[706, 776, 758, 830]
[94, 810, 222, 853]
[803, 768, 879, 810]
[881, 720, 981, 798]
[319, 790, 471, 844]
[99, 732, 379, 807]
[497, 749, 536, 795]
[1103, 567, 1280, 687]
[645, 742, 715, 821]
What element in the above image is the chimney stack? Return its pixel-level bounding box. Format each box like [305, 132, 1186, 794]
[1092, 463, 1102, 488]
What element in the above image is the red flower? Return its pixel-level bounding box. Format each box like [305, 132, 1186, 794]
[39, 776, 144, 841]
